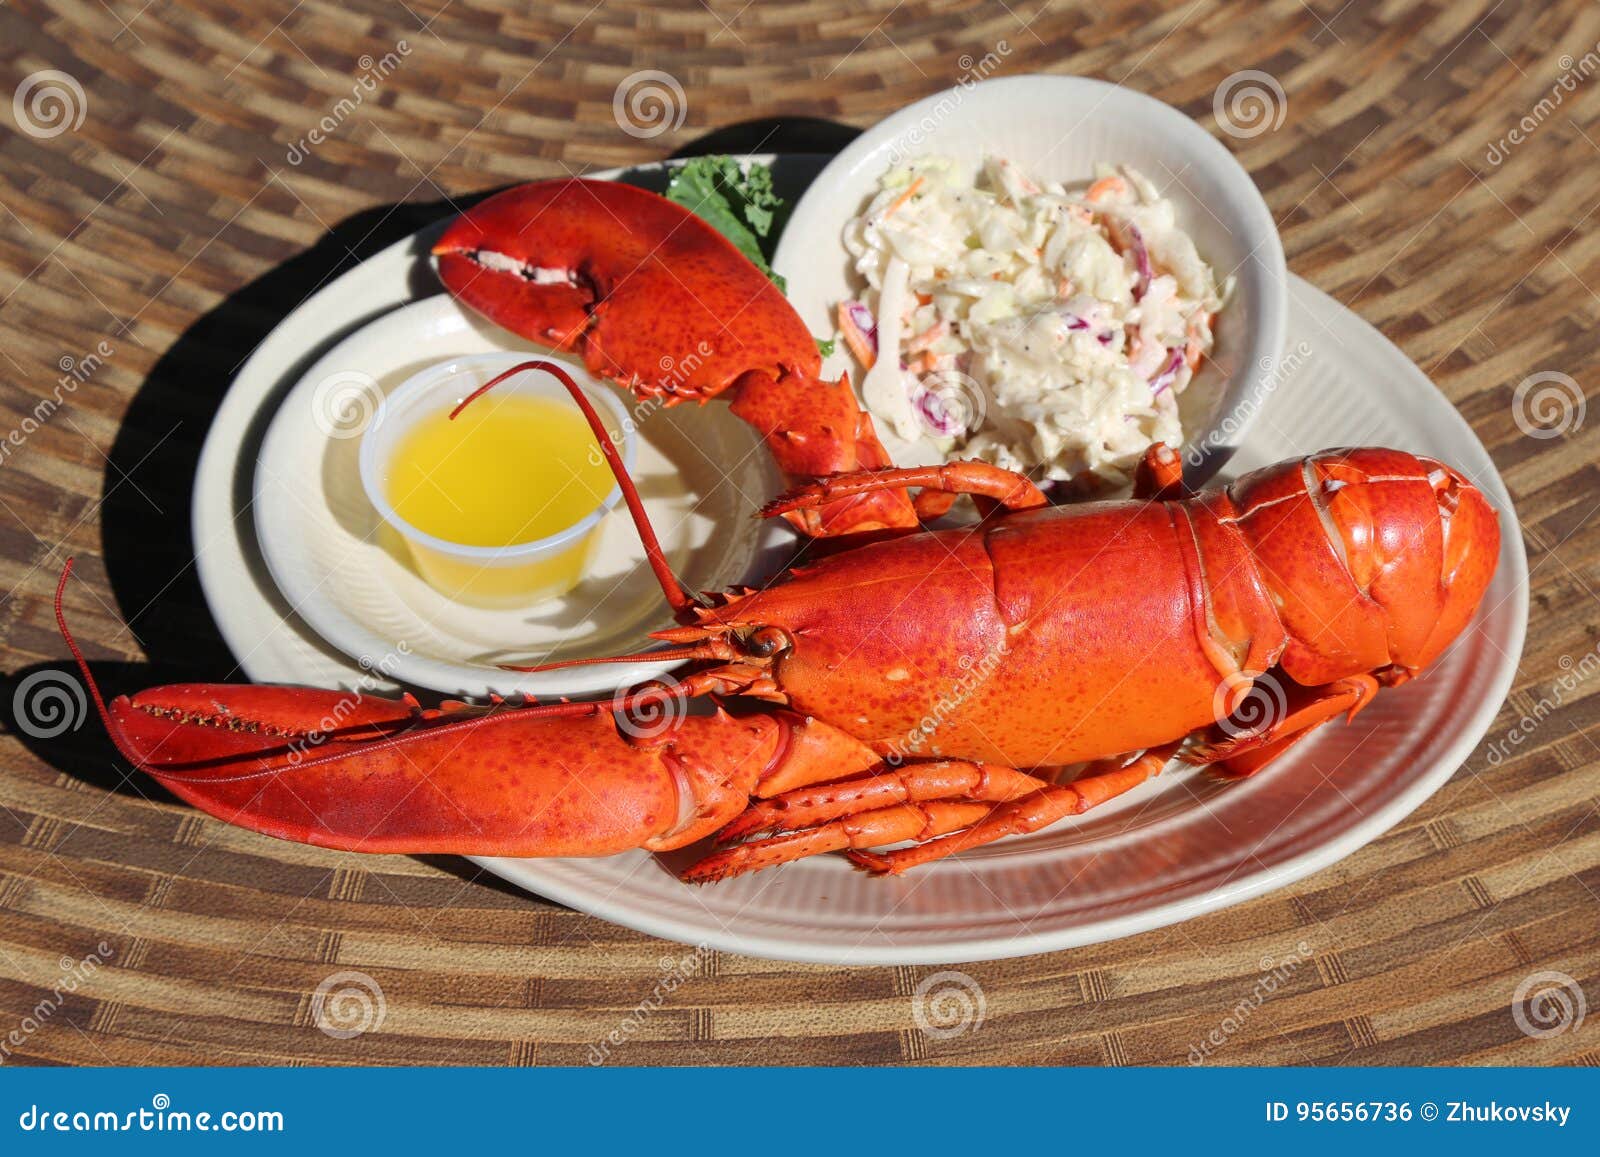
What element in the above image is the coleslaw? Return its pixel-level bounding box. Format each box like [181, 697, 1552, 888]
[839, 155, 1230, 485]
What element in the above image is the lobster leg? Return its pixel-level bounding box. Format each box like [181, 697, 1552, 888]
[761, 460, 1048, 521]
[1133, 442, 1190, 501]
[1188, 674, 1381, 777]
[687, 746, 1174, 881]
[682, 801, 996, 882]
[716, 760, 1050, 842]
[846, 748, 1172, 875]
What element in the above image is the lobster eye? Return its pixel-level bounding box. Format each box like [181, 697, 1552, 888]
[745, 627, 790, 658]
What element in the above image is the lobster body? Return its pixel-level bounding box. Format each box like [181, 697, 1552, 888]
[679, 447, 1499, 771]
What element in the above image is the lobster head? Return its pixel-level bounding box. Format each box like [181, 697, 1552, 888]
[1225, 447, 1501, 686]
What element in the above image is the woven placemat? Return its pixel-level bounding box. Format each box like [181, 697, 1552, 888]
[1, 0, 1596, 1065]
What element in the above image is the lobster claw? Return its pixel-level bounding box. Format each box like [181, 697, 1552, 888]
[433, 179, 918, 536]
[108, 684, 421, 768]
[94, 677, 788, 857]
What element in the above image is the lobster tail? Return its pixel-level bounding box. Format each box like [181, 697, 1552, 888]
[1223, 448, 1500, 684]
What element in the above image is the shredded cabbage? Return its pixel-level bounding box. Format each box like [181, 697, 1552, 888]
[841, 156, 1231, 485]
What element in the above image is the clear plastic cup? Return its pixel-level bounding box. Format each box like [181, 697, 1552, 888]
[358, 354, 636, 609]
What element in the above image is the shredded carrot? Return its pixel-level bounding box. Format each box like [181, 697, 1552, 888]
[906, 321, 947, 353]
[837, 301, 877, 370]
[913, 351, 940, 374]
[882, 176, 925, 219]
[1085, 176, 1127, 203]
[1184, 310, 1212, 370]
[1058, 276, 1075, 299]
[915, 292, 934, 307]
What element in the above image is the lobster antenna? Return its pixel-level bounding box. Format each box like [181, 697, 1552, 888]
[451, 359, 696, 616]
[501, 639, 733, 674]
[53, 558, 168, 774]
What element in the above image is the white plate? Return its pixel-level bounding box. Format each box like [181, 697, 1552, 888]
[194, 159, 1526, 965]
[774, 75, 1288, 485]
[251, 297, 786, 697]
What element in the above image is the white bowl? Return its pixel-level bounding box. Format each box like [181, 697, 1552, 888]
[774, 74, 1288, 485]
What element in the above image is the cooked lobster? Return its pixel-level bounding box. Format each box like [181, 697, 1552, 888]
[432, 177, 918, 537]
[56, 361, 1500, 881]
